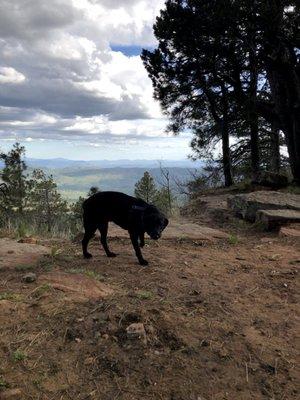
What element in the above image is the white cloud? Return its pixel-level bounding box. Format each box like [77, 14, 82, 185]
[0, 67, 25, 84]
[0, 0, 191, 160]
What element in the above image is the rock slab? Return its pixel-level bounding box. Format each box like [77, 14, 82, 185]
[256, 209, 300, 231]
[39, 272, 113, 302]
[0, 238, 49, 270]
[228, 191, 300, 222]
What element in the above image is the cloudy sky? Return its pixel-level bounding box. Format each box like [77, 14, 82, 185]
[0, 0, 192, 160]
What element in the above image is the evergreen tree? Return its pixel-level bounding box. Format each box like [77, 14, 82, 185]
[142, 0, 299, 183]
[0, 143, 28, 215]
[30, 169, 68, 232]
[88, 186, 100, 197]
[155, 187, 176, 215]
[134, 171, 158, 203]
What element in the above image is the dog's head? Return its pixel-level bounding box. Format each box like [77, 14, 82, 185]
[143, 206, 169, 240]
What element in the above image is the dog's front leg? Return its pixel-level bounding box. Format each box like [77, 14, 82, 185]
[98, 222, 117, 257]
[139, 232, 145, 248]
[129, 231, 148, 266]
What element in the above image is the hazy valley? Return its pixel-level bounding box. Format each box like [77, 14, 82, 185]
[22, 158, 203, 201]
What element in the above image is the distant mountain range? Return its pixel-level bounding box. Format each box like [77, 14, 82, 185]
[1, 158, 204, 201]
[23, 158, 204, 169]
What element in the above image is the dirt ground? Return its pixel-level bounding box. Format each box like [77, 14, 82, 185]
[0, 218, 299, 399]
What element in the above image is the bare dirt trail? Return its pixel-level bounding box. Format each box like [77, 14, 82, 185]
[0, 220, 299, 400]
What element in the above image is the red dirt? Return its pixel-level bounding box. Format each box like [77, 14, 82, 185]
[0, 238, 49, 270]
[39, 271, 114, 302]
[0, 222, 299, 399]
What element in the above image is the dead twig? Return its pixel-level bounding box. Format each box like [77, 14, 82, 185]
[245, 362, 249, 383]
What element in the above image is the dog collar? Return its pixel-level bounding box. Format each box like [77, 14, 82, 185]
[132, 205, 146, 211]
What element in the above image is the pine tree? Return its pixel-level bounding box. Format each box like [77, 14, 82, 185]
[30, 169, 68, 232]
[142, 0, 299, 183]
[0, 143, 28, 215]
[134, 171, 158, 203]
[88, 186, 100, 197]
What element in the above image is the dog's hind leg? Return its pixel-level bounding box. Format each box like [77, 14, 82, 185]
[82, 225, 96, 259]
[98, 222, 117, 258]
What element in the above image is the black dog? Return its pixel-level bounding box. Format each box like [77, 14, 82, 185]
[82, 191, 168, 266]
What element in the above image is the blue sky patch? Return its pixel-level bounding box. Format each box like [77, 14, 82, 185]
[111, 45, 153, 56]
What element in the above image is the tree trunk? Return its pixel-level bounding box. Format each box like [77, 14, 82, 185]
[221, 119, 233, 187]
[266, 66, 300, 183]
[220, 83, 233, 187]
[263, 1, 300, 184]
[269, 122, 281, 173]
[249, 115, 260, 181]
[249, 37, 260, 181]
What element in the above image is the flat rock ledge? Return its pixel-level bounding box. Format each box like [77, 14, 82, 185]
[256, 209, 300, 231]
[228, 191, 300, 222]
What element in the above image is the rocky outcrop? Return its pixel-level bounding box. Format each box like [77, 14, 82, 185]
[228, 191, 300, 222]
[256, 209, 300, 230]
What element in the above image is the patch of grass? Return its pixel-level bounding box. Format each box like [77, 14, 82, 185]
[31, 283, 52, 298]
[32, 375, 45, 388]
[16, 222, 30, 239]
[12, 350, 27, 362]
[85, 270, 105, 280]
[136, 290, 154, 300]
[39, 250, 70, 271]
[68, 268, 104, 281]
[37, 257, 54, 271]
[0, 292, 23, 301]
[251, 219, 267, 231]
[15, 264, 35, 272]
[50, 246, 63, 259]
[228, 234, 239, 245]
[0, 376, 9, 388]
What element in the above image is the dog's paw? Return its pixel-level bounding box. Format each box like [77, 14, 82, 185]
[83, 253, 93, 259]
[139, 259, 149, 266]
[107, 252, 117, 258]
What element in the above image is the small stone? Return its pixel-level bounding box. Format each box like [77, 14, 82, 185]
[200, 339, 209, 347]
[126, 323, 147, 344]
[102, 333, 109, 340]
[75, 337, 81, 343]
[22, 273, 36, 283]
[0, 389, 22, 399]
[7, 250, 14, 254]
[218, 347, 229, 358]
[260, 238, 272, 244]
